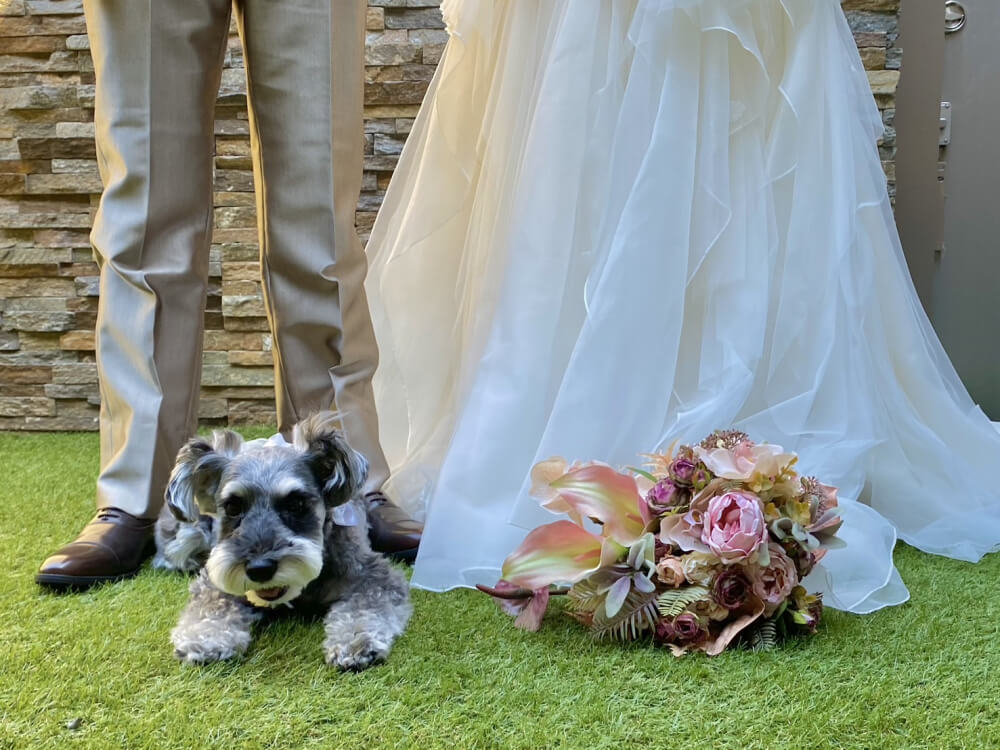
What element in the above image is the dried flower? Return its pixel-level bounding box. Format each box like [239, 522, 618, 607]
[655, 556, 685, 587]
[646, 478, 682, 516]
[680, 551, 720, 586]
[748, 543, 799, 616]
[657, 613, 708, 646]
[712, 567, 753, 610]
[668, 457, 697, 487]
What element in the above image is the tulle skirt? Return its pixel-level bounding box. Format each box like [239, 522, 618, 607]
[364, 0, 1000, 613]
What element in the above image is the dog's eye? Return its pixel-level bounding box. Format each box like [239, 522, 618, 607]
[221, 497, 245, 518]
[281, 491, 312, 515]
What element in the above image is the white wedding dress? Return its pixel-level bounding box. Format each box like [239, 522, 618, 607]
[365, 0, 1000, 614]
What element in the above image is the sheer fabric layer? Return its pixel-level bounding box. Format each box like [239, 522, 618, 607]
[365, 0, 1000, 614]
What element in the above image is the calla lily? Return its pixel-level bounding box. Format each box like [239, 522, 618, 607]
[502, 520, 611, 589]
[479, 580, 552, 632]
[547, 464, 647, 545]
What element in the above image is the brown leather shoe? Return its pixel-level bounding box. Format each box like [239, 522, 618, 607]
[35, 507, 156, 589]
[366, 492, 422, 564]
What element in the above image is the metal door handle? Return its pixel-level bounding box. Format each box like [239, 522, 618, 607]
[945, 1, 966, 33]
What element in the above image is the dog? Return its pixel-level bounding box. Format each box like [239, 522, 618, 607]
[154, 411, 412, 671]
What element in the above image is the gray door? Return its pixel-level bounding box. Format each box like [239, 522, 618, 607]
[933, 0, 1000, 417]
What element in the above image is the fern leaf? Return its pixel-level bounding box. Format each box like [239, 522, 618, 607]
[565, 578, 607, 615]
[591, 589, 659, 642]
[748, 620, 779, 651]
[655, 585, 711, 618]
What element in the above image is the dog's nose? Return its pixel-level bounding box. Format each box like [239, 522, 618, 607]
[245, 559, 278, 582]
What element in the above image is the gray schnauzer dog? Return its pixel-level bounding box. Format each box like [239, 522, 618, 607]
[154, 411, 412, 671]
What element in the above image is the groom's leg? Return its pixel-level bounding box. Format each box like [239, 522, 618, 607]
[37, 0, 232, 588]
[235, 0, 420, 559]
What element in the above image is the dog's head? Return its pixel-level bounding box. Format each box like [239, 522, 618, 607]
[165, 411, 369, 608]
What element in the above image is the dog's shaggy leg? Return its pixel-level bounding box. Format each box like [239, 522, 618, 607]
[322, 558, 412, 672]
[171, 573, 262, 665]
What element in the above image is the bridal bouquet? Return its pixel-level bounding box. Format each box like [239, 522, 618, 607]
[479, 430, 844, 656]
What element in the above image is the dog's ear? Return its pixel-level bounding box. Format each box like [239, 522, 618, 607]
[293, 411, 369, 507]
[165, 430, 244, 521]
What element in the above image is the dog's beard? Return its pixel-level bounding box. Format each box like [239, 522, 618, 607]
[205, 536, 324, 609]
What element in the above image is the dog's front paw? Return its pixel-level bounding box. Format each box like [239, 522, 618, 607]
[324, 634, 389, 672]
[173, 639, 244, 665]
[172, 626, 250, 666]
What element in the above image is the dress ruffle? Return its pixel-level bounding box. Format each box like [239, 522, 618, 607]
[365, 0, 1000, 613]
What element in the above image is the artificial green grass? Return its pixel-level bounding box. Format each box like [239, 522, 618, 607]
[1, 430, 998, 750]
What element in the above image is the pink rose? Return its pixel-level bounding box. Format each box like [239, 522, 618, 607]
[701, 491, 768, 563]
[646, 478, 683, 516]
[655, 556, 685, 587]
[749, 543, 799, 615]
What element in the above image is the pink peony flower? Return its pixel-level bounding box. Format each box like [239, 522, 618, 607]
[748, 543, 799, 615]
[701, 491, 768, 563]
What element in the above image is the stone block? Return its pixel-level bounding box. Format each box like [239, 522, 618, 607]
[867, 69, 900, 96]
[223, 316, 269, 332]
[227, 399, 277, 426]
[51, 158, 98, 173]
[3, 310, 74, 331]
[384, 8, 444, 30]
[198, 397, 229, 419]
[201, 364, 274, 387]
[841, 0, 898, 10]
[66, 34, 89, 50]
[73, 275, 99, 296]
[366, 43, 421, 66]
[0, 277, 75, 297]
[52, 362, 97, 384]
[228, 350, 273, 367]
[0, 331, 19, 351]
[0, 85, 78, 110]
[26, 0, 85, 15]
[223, 261, 261, 281]
[203, 330, 264, 351]
[18, 136, 96, 159]
[222, 294, 266, 318]
[59, 329, 94, 350]
[214, 205, 256, 229]
[0, 397, 55, 417]
[0, 364, 52, 384]
[43, 382, 98, 401]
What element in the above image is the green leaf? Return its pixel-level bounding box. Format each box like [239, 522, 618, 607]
[655, 585, 711, 618]
[627, 467, 658, 483]
[772, 599, 789, 620]
[565, 578, 607, 615]
[748, 620, 779, 651]
[604, 576, 631, 618]
[591, 589, 659, 642]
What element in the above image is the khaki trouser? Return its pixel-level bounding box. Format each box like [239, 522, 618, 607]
[85, 0, 389, 518]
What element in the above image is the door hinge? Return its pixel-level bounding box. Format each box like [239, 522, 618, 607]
[939, 102, 952, 146]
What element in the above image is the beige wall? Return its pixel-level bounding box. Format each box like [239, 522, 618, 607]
[0, 0, 899, 430]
